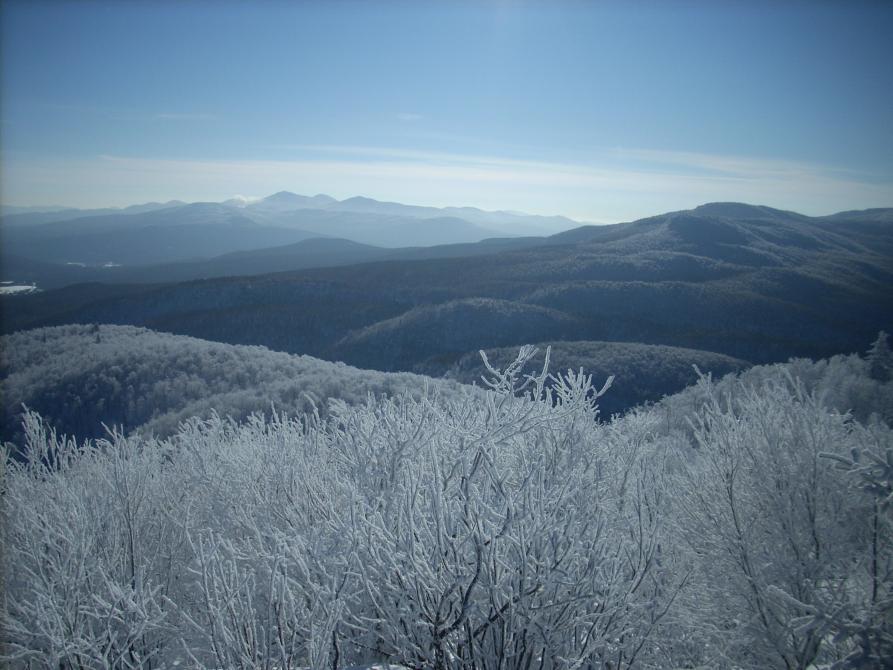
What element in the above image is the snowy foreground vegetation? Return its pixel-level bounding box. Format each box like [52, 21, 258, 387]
[3, 345, 892, 668]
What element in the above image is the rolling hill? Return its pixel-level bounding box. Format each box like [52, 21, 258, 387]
[0, 200, 187, 226]
[1, 235, 550, 290]
[334, 298, 589, 371]
[0, 324, 476, 447]
[0, 325, 754, 449]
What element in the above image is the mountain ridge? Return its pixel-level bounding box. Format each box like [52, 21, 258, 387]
[2, 193, 569, 268]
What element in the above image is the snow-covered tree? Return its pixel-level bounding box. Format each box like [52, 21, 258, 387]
[2, 346, 890, 668]
[670, 371, 889, 669]
[867, 331, 893, 382]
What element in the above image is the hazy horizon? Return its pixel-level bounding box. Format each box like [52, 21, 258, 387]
[2, 2, 892, 222]
[3, 190, 890, 228]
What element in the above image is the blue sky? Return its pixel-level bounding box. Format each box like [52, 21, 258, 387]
[2, 1, 892, 222]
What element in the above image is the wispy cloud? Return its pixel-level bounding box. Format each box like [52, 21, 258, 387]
[396, 112, 422, 122]
[608, 147, 882, 182]
[271, 143, 893, 202]
[278, 143, 871, 180]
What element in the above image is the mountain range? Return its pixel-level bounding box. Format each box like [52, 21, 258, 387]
[4, 201, 890, 379]
[1, 192, 583, 282]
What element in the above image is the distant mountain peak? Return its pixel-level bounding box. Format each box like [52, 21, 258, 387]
[257, 191, 338, 209]
[182, 201, 230, 212]
[341, 195, 380, 205]
[264, 190, 302, 201]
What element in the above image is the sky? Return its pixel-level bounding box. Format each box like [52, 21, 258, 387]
[2, 0, 892, 223]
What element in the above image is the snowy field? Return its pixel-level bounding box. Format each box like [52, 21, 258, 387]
[0, 283, 38, 295]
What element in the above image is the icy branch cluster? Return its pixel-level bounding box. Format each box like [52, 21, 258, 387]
[2, 348, 890, 668]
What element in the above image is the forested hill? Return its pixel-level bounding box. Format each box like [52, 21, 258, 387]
[0, 324, 474, 447]
[1, 326, 752, 446]
[3, 203, 891, 370]
[2, 234, 548, 290]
